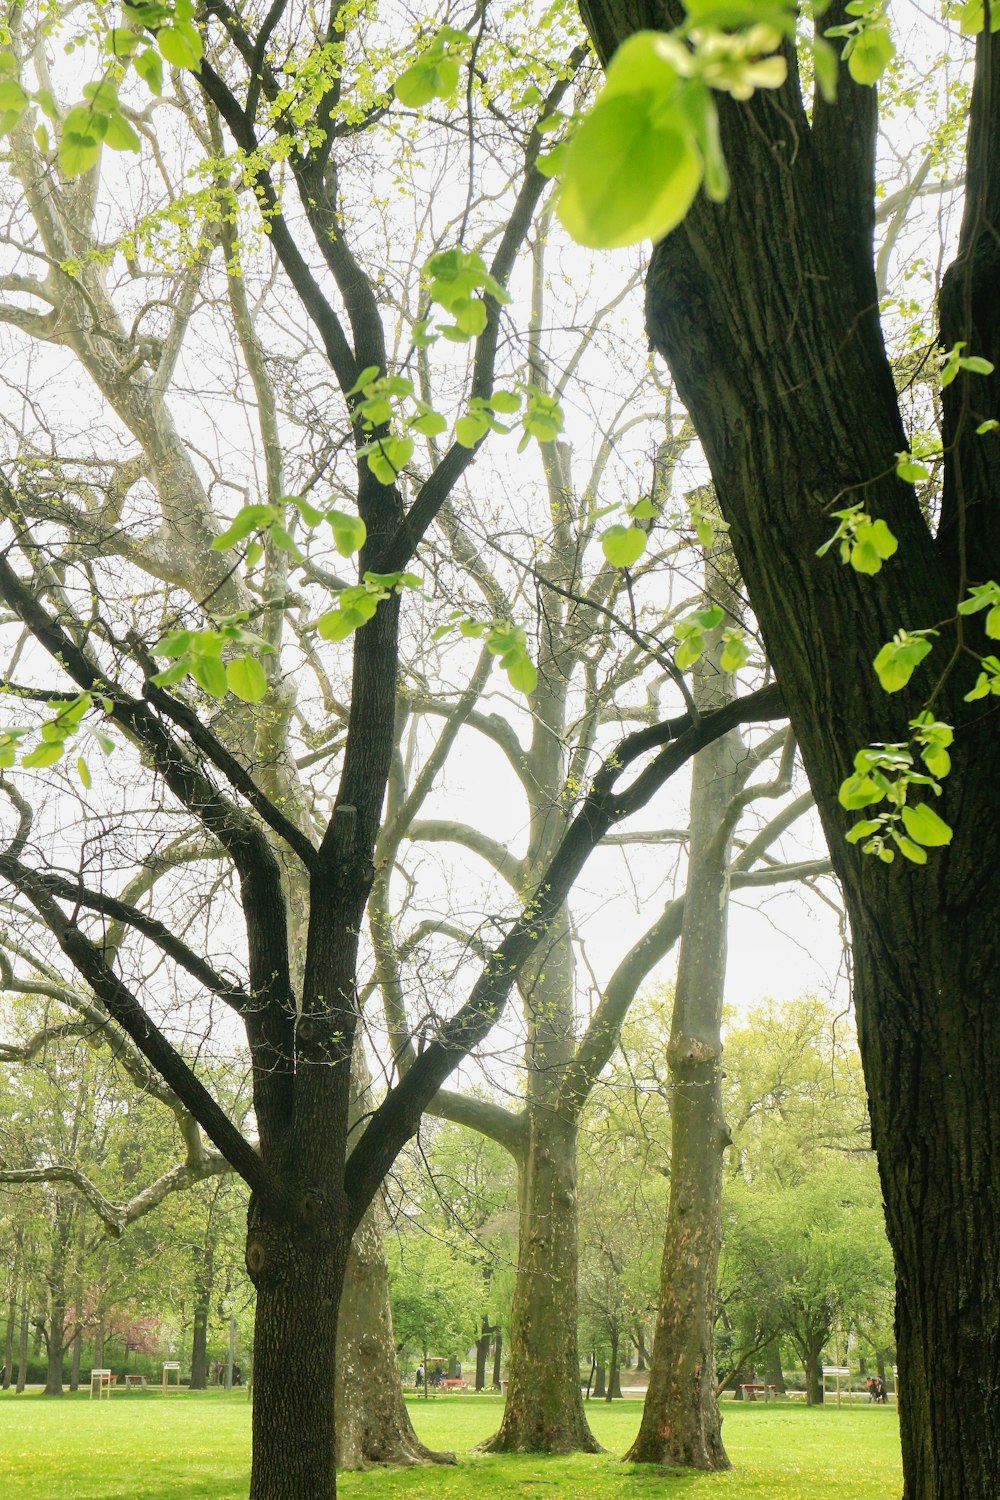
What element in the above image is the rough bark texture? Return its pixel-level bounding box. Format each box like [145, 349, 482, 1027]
[625, 620, 740, 1469]
[189, 1239, 213, 1391]
[483, 1106, 601, 1452]
[576, 7, 1000, 1497]
[335, 1202, 453, 1468]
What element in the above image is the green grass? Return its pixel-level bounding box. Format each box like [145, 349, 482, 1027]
[0, 1389, 901, 1500]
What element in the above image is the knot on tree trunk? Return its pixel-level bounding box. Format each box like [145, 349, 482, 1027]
[667, 1035, 719, 1069]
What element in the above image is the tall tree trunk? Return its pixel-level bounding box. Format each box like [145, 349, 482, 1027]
[625, 598, 741, 1470]
[2, 1239, 18, 1389]
[492, 1330, 502, 1389]
[16, 1294, 28, 1392]
[481, 1107, 600, 1453]
[190, 1236, 214, 1391]
[94, 1319, 105, 1370]
[607, 1330, 622, 1400]
[593, 1361, 606, 1399]
[803, 1338, 824, 1406]
[475, 1316, 491, 1391]
[765, 1344, 786, 1395]
[574, 9, 1000, 1496]
[69, 1326, 82, 1392]
[44, 1297, 65, 1395]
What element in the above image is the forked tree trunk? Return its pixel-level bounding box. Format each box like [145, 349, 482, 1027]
[481, 1109, 600, 1453]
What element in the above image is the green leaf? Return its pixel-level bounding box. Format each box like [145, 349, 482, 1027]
[812, 36, 840, 103]
[846, 25, 895, 85]
[59, 129, 101, 178]
[157, 24, 201, 71]
[134, 48, 163, 95]
[211, 504, 273, 550]
[873, 634, 933, 693]
[347, 364, 381, 396]
[894, 835, 927, 865]
[327, 510, 367, 557]
[366, 436, 413, 485]
[838, 773, 883, 810]
[151, 629, 194, 659]
[23, 741, 65, 769]
[557, 89, 702, 249]
[77, 756, 92, 789]
[456, 412, 489, 448]
[845, 818, 882, 844]
[394, 55, 459, 107]
[505, 654, 538, 694]
[0, 79, 29, 113]
[103, 111, 141, 152]
[959, 354, 994, 375]
[601, 524, 647, 568]
[900, 803, 953, 848]
[191, 654, 227, 699]
[488, 390, 522, 415]
[226, 655, 268, 703]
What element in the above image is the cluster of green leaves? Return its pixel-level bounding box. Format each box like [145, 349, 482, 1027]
[316, 571, 422, 643]
[417, 248, 511, 346]
[433, 614, 538, 694]
[0, 0, 201, 179]
[959, 581, 1000, 699]
[393, 25, 473, 108]
[0, 691, 114, 786]
[212, 493, 366, 566]
[816, 502, 898, 575]
[151, 622, 275, 703]
[350, 367, 441, 484]
[838, 719, 953, 864]
[670, 604, 748, 673]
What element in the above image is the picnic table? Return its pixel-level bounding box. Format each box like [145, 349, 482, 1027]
[740, 1383, 778, 1402]
[441, 1378, 468, 1391]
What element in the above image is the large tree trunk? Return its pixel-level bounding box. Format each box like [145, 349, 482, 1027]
[481, 1108, 600, 1453]
[576, 8, 1000, 1497]
[246, 1210, 348, 1500]
[335, 1201, 453, 1468]
[625, 624, 740, 1470]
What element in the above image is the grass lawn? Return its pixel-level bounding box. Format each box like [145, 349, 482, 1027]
[0, 1388, 901, 1500]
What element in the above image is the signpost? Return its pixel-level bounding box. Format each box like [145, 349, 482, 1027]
[162, 1361, 181, 1394]
[822, 1365, 850, 1407]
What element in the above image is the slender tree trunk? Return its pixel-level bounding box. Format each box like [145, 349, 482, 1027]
[16, 1295, 28, 1392]
[44, 1296, 66, 1395]
[190, 1237, 214, 1391]
[481, 1108, 600, 1453]
[607, 1330, 622, 1400]
[492, 1330, 502, 1389]
[593, 1361, 606, 1399]
[69, 1326, 82, 1392]
[2, 1242, 18, 1389]
[475, 1317, 491, 1391]
[765, 1344, 786, 1395]
[625, 601, 741, 1470]
[94, 1319, 105, 1370]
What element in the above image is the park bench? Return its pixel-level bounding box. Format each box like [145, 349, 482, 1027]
[124, 1374, 148, 1389]
[441, 1378, 468, 1391]
[740, 1383, 778, 1402]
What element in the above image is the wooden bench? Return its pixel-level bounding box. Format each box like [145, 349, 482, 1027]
[740, 1383, 777, 1402]
[441, 1378, 468, 1391]
[124, 1374, 148, 1389]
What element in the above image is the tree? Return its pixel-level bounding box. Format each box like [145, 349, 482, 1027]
[0, 3, 790, 1493]
[574, 6, 1000, 1495]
